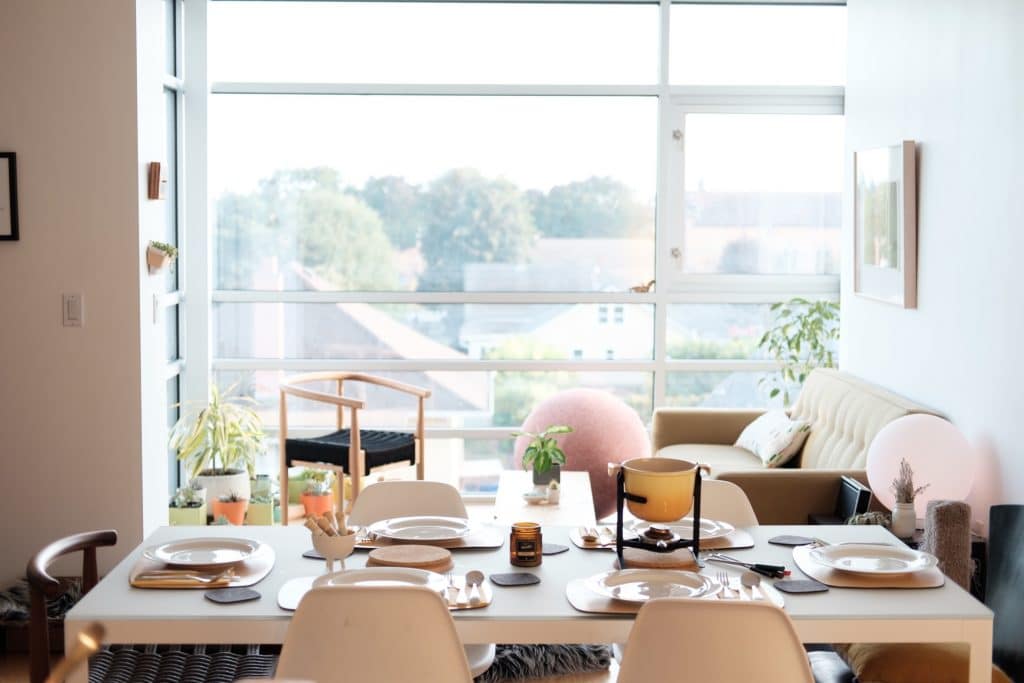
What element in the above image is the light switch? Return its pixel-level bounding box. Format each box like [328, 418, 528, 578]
[63, 293, 83, 327]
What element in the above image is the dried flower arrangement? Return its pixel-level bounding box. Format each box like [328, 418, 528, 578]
[891, 458, 929, 504]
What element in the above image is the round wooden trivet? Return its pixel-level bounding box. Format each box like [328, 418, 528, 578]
[617, 547, 698, 570]
[366, 545, 454, 573]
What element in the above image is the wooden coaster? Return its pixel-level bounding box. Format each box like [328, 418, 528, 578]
[366, 545, 454, 573]
[617, 547, 698, 570]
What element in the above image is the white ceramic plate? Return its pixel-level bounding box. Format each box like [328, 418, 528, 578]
[368, 515, 471, 541]
[144, 537, 262, 567]
[585, 569, 722, 603]
[809, 543, 938, 575]
[626, 517, 735, 541]
[313, 567, 448, 593]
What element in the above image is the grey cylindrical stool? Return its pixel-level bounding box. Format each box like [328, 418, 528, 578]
[922, 499, 972, 590]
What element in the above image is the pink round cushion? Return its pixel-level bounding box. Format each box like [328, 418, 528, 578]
[513, 388, 651, 519]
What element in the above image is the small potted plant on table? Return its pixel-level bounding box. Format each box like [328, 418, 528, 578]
[512, 424, 573, 486]
[211, 492, 248, 526]
[168, 485, 207, 526]
[890, 458, 928, 539]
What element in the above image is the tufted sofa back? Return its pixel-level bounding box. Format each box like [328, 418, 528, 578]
[790, 369, 935, 470]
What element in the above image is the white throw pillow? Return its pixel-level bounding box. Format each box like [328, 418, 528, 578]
[734, 410, 811, 468]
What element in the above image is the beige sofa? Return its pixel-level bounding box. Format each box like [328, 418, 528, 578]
[652, 369, 935, 524]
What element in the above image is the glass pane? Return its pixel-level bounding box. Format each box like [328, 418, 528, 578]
[210, 2, 657, 85]
[167, 376, 181, 492]
[665, 371, 784, 409]
[681, 114, 843, 275]
[670, 5, 846, 86]
[162, 88, 178, 293]
[214, 303, 654, 361]
[163, 0, 176, 76]
[215, 370, 652, 430]
[165, 305, 179, 363]
[667, 304, 771, 360]
[211, 95, 656, 292]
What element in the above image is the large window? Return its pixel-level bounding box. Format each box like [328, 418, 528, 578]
[195, 1, 846, 492]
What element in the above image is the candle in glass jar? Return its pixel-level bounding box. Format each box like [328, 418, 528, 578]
[510, 522, 542, 567]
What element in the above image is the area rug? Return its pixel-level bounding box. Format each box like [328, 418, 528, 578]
[88, 644, 277, 683]
[474, 644, 613, 682]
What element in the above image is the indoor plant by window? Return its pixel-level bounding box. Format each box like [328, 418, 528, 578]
[169, 382, 264, 505]
[168, 485, 206, 526]
[301, 476, 334, 517]
[146, 240, 178, 274]
[512, 424, 573, 486]
[758, 297, 840, 406]
[246, 492, 274, 526]
[211, 492, 248, 526]
[890, 458, 928, 539]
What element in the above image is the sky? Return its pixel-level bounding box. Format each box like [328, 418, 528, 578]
[206, 2, 846, 198]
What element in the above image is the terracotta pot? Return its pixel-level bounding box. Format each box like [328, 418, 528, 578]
[608, 458, 710, 523]
[302, 493, 334, 517]
[211, 499, 248, 525]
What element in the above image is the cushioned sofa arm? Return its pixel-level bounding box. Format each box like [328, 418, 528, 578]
[715, 469, 871, 526]
[651, 408, 766, 451]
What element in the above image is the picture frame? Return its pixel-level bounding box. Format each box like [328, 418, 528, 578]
[0, 152, 19, 241]
[853, 141, 917, 308]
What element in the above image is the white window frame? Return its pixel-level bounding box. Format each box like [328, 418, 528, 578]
[183, 0, 844, 495]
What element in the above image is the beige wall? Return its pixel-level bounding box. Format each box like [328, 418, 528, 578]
[842, 0, 1024, 530]
[0, 2, 145, 583]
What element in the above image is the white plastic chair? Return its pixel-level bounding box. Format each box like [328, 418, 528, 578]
[345, 479, 494, 677]
[277, 585, 473, 683]
[698, 478, 759, 527]
[348, 480, 467, 526]
[618, 598, 813, 683]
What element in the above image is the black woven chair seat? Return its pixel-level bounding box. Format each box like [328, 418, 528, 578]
[285, 429, 416, 475]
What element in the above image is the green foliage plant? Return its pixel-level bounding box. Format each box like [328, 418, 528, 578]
[758, 297, 840, 406]
[512, 425, 573, 474]
[149, 240, 178, 258]
[218, 492, 247, 503]
[169, 383, 264, 480]
[170, 486, 203, 509]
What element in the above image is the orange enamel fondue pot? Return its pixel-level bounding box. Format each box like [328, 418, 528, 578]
[608, 458, 710, 523]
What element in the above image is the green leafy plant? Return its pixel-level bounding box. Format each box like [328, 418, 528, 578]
[250, 493, 274, 505]
[891, 458, 929, 504]
[169, 486, 203, 509]
[512, 425, 573, 474]
[303, 479, 332, 497]
[149, 240, 178, 259]
[218, 492, 246, 503]
[169, 383, 264, 480]
[758, 297, 840, 405]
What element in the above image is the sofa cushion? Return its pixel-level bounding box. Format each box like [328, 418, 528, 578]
[791, 369, 933, 470]
[657, 444, 762, 476]
[735, 410, 811, 467]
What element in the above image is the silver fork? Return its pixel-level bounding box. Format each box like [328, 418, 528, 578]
[717, 571, 734, 599]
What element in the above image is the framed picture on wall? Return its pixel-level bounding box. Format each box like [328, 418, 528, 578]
[853, 141, 917, 308]
[0, 152, 18, 241]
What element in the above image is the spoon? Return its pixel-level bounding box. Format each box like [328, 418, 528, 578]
[465, 570, 485, 606]
[740, 571, 764, 601]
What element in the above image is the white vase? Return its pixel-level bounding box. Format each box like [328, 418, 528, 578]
[891, 502, 917, 538]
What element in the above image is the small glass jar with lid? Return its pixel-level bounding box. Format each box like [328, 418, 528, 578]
[509, 522, 542, 567]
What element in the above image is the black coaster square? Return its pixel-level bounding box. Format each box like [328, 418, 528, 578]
[542, 543, 569, 556]
[303, 550, 325, 560]
[490, 573, 540, 587]
[205, 587, 261, 604]
[773, 579, 829, 594]
[768, 535, 817, 547]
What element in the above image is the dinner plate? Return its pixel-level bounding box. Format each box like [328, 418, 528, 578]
[585, 569, 722, 603]
[368, 515, 472, 541]
[808, 543, 938, 575]
[313, 567, 448, 593]
[626, 517, 735, 541]
[144, 537, 262, 567]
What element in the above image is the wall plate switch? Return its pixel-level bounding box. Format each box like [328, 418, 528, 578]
[63, 293, 83, 327]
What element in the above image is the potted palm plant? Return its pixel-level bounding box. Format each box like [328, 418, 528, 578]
[512, 424, 573, 486]
[169, 382, 264, 505]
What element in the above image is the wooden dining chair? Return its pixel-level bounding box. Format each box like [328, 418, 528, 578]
[348, 480, 466, 527]
[617, 598, 813, 683]
[279, 372, 431, 520]
[26, 529, 118, 683]
[699, 479, 759, 527]
[277, 585, 473, 683]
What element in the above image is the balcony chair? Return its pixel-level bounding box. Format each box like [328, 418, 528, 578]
[27, 529, 118, 683]
[279, 372, 430, 519]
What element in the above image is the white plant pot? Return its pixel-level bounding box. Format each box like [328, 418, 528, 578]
[891, 502, 917, 539]
[194, 470, 251, 506]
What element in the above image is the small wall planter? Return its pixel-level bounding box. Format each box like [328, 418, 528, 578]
[146, 241, 177, 274]
[169, 503, 207, 526]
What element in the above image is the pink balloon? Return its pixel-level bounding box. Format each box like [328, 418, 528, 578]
[865, 414, 974, 517]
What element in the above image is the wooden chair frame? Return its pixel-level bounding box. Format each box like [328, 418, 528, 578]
[279, 372, 430, 523]
[27, 529, 118, 683]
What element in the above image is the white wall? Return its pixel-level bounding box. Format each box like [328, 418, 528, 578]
[0, 1, 170, 584]
[842, 0, 1024, 529]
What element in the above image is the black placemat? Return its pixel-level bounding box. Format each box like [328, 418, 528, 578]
[773, 579, 829, 594]
[542, 543, 569, 556]
[205, 588, 261, 604]
[768, 535, 817, 546]
[302, 550, 325, 560]
[490, 573, 540, 587]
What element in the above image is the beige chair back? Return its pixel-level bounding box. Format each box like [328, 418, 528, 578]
[348, 480, 467, 527]
[699, 479, 759, 527]
[277, 585, 473, 683]
[791, 369, 933, 470]
[618, 598, 813, 683]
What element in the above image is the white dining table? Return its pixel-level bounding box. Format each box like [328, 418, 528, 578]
[65, 523, 993, 683]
